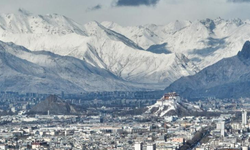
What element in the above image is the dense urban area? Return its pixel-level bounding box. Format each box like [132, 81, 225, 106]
[0, 91, 250, 150]
[1, 1, 250, 150]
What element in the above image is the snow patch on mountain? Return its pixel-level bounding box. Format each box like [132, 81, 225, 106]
[0, 11, 199, 88]
[0, 9, 87, 35]
[0, 41, 157, 93]
[103, 18, 250, 70]
[165, 41, 250, 99]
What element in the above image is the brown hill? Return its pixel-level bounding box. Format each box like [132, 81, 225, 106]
[29, 95, 77, 115]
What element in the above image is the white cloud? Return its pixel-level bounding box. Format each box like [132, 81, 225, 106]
[0, 0, 249, 26]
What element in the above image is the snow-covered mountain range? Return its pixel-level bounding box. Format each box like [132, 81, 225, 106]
[165, 41, 250, 99]
[0, 41, 155, 93]
[1, 9, 250, 93]
[102, 18, 250, 69]
[0, 9, 199, 90]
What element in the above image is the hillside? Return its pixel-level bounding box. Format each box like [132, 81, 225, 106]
[0, 9, 199, 89]
[0, 40, 154, 93]
[145, 93, 201, 117]
[102, 18, 250, 69]
[2, 10, 250, 92]
[29, 95, 76, 115]
[165, 41, 250, 99]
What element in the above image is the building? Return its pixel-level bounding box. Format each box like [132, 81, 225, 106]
[172, 137, 185, 144]
[0, 144, 6, 150]
[147, 143, 156, 150]
[156, 92, 180, 106]
[134, 142, 143, 150]
[242, 110, 247, 126]
[220, 121, 225, 137]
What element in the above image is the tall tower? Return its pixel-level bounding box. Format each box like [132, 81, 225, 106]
[221, 121, 225, 137]
[242, 110, 247, 126]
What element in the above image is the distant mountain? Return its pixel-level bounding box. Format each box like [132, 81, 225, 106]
[2, 10, 250, 91]
[0, 8, 87, 35]
[0, 10, 199, 89]
[0, 40, 155, 93]
[165, 41, 250, 99]
[103, 18, 250, 70]
[29, 95, 76, 115]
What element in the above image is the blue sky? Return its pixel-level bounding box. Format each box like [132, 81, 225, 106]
[0, 0, 250, 26]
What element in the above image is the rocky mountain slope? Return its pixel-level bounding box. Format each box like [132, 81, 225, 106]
[0, 40, 154, 93]
[1, 9, 250, 93]
[0, 9, 199, 89]
[165, 41, 250, 99]
[102, 18, 250, 69]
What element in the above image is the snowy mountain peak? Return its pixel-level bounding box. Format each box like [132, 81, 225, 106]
[230, 18, 244, 26]
[0, 10, 87, 35]
[200, 18, 216, 33]
[85, 20, 144, 50]
[84, 20, 104, 35]
[0, 40, 154, 93]
[0, 11, 219, 91]
[164, 20, 191, 33]
[201, 18, 244, 27]
[101, 21, 121, 29]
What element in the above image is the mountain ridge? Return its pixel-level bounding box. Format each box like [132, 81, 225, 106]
[2, 10, 250, 92]
[165, 41, 250, 99]
[0, 40, 158, 93]
[0, 10, 199, 88]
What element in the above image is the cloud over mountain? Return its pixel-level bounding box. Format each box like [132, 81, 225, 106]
[115, 0, 160, 7]
[86, 4, 102, 12]
[228, 0, 250, 2]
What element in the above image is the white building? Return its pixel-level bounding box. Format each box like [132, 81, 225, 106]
[0, 144, 6, 150]
[134, 142, 143, 150]
[242, 110, 247, 126]
[216, 121, 225, 137]
[147, 143, 156, 150]
[216, 122, 222, 130]
[155, 93, 180, 106]
[231, 122, 241, 130]
[220, 121, 225, 137]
